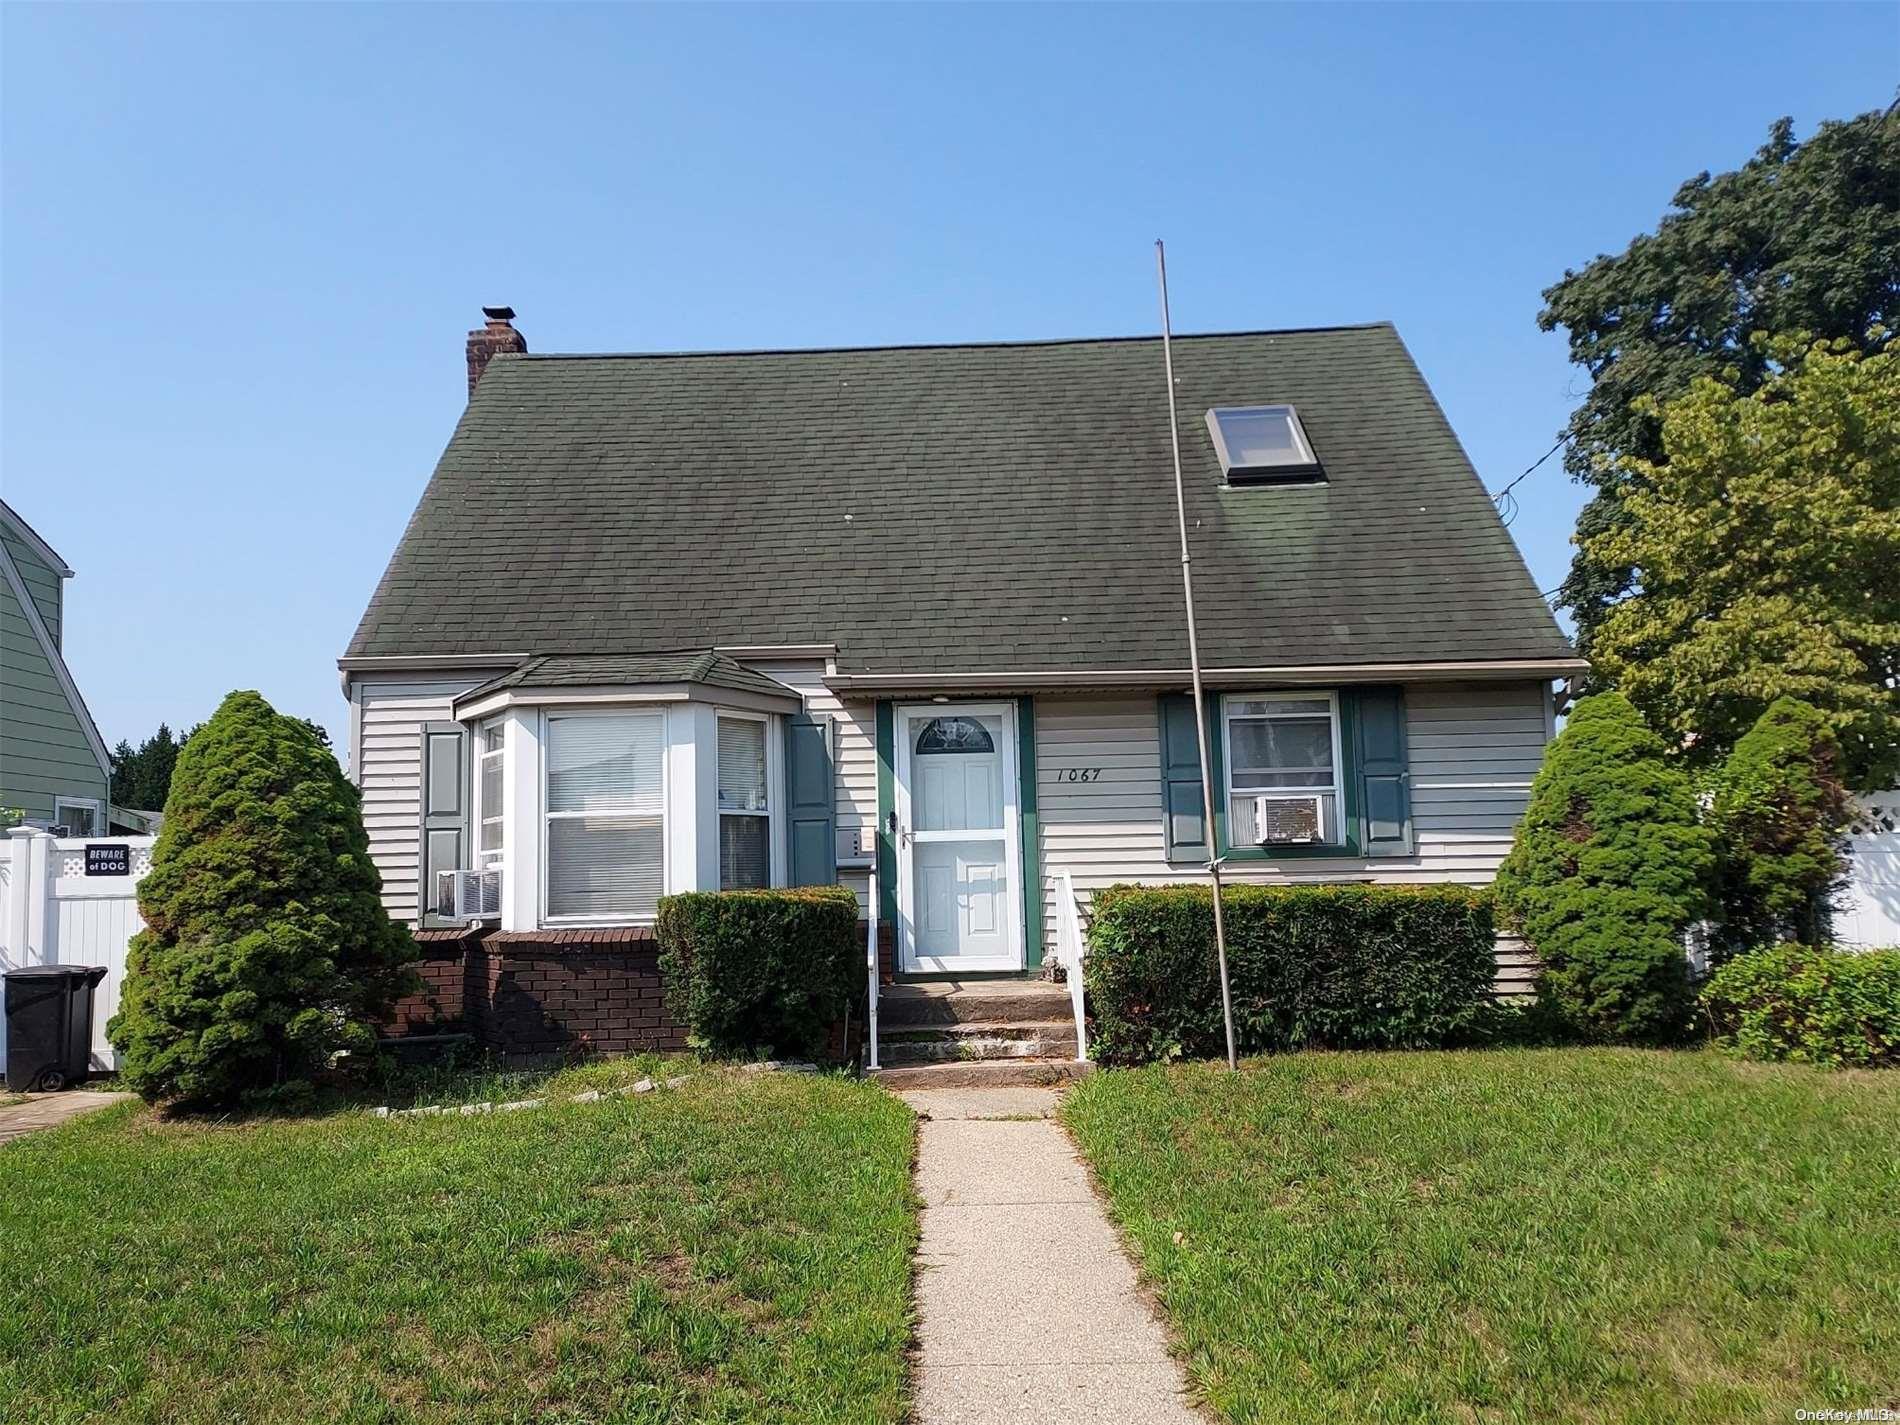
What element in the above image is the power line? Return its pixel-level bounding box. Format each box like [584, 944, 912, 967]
[1492, 434, 1570, 526]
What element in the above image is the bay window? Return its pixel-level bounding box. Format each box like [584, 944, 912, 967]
[1223, 693, 1343, 845]
[717, 714, 770, 888]
[544, 712, 666, 921]
[475, 720, 505, 868]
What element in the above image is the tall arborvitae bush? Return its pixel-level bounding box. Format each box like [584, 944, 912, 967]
[108, 691, 415, 1108]
[1495, 692, 1714, 1043]
[1707, 697, 1853, 956]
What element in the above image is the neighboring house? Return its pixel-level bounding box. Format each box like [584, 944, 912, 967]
[342, 309, 1583, 1057]
[0, 500, 112, 835]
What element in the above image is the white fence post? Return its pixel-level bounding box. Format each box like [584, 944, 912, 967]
[1057, 869, 1089, 1064]
[4, 827, 50, 969]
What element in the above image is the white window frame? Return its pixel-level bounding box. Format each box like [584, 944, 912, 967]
[474, 719, 506, 870]
[538, 707, 670, 927]
[53, 796, 104, 837]
[715, 710, 783, 890]
[1220, 691, 1345, 846]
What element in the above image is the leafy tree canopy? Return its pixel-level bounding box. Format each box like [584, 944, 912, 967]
[1585, 335, 1900, 788]
[1540, 108, 1900, 649]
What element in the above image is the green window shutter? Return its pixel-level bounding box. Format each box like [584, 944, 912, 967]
[418, 721, 468, 925]
[784, 712, 836, 886]
[1159, 693, 1211, 862]
[1351, 687, 1413, 856]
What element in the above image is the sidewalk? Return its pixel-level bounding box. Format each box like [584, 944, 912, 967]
[900, 1085, 1203, 1425]
[0, 1090, 135, 1146]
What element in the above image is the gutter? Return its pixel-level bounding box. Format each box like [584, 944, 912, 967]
[822, 657, 1590, 695]
[335, 652, 530, 697]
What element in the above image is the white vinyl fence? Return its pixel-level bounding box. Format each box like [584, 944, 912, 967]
[1840, 793, 1900, 949]
[0, 827, 153, 1074]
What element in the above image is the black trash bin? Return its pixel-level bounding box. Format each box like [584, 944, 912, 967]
[4, 965, 108, 1093]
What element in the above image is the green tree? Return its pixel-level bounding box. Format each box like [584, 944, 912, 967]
[1495, 692, 1715, 1044]
[111, 717, 331, 812]
[1584, 335, 1900, 788]
[1707, 698, 1854, 956]
[108, 691, 413, 1109]
[1540, 108, 1900, 652]
[110, 723, 186, 811]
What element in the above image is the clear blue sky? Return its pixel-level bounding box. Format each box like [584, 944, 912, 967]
[3, 3, 1894, 757]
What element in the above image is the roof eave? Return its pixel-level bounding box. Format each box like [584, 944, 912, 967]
[453, 681, 801, 721]
[0, 499, 76, 577]
[824, 658, 1589, 696]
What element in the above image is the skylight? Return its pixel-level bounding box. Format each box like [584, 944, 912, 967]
[1205, 405, 1323, 484]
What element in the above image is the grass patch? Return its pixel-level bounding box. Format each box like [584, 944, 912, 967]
[1063, 1049, 1900, 1424]
[366, 1050, 685, 1111]
[0, 1067, 916, 1424]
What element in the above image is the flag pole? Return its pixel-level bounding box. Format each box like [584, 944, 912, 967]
[1155, 239, 1238, 1072]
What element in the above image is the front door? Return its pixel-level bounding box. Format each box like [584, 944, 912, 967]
[894, 703, 1024, 974]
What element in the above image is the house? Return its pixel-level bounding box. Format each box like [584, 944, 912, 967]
[342, 308, 1583, 1061]
[1, 500, 112, 835]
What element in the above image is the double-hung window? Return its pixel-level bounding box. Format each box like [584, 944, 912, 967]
[544, 712, 665, 921]
[475, 721, 505, 868]
[52, 797, 101, 836]
[717, 715, 770, 889]
[1223, 694, 1343, 846]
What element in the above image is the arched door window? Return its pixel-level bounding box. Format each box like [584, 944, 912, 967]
[915, 716, 995, 755]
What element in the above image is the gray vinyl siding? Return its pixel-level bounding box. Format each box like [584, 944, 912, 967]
[1033, 682, 1551, 992]
[350, 673, 487, 923]
[1, 574, 105, 822]
[0, 522, 62, 648]
[735, 660, 877, 909]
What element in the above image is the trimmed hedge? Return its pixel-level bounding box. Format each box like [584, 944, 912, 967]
[656, 886, 861, 1060]
[1701, 944, 1900, 1069]
[1084, 883, 1497, 1066]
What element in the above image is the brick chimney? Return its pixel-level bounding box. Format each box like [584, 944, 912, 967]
[466, 306, 527, 397]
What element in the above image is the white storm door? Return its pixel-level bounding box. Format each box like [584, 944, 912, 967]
[894, 703, 1023, 973]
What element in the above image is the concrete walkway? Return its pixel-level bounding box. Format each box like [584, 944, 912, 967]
[0, 1090, 135, 1146]
[900, 1085, 1202, 1424]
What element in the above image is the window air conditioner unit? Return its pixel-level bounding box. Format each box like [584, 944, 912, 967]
[1253, 795, 1322, 846]
[436, 868, 502, 922]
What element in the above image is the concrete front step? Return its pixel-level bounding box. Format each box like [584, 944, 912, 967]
[869, 1059, 1094, 1091]
[880, 980, 1072, 1027]
[880, 1020, 1079, 1066]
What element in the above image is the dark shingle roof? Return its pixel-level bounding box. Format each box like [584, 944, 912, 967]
[347, 325, 1575, 674]
[457, 651, 797, 703]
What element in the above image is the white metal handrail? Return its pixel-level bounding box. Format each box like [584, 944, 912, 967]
[864, 866, 881, 1071]
[1056, 869, 1089, 1063]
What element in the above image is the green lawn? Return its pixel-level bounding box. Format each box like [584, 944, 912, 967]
[0, 1063, 917, 1425]
[1063, 1049, 1900, 1425]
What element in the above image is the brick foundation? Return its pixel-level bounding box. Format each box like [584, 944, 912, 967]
[389, 929, 484, 1034]
[384, 920, 886, 1064]
[477, 929, 687, 1063]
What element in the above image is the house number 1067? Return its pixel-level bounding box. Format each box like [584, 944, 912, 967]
[1055, 768, 1103, 782]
